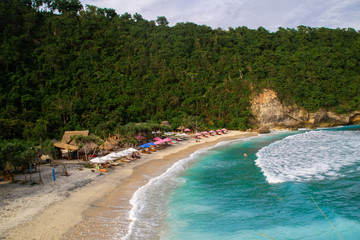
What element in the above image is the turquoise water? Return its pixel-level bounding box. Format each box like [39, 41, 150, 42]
[124, 126, 360, 240]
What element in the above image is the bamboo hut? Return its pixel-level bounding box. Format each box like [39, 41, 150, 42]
[54, 130, 90, 159]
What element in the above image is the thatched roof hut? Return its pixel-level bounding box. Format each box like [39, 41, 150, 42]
[99, 140, 115, 151]
[177, 125, 186, 132]
[61, 130, 89, 144]
[55, 130, 90, 159]
[161, 121, 171, 127]
[53, 142, 79, 151]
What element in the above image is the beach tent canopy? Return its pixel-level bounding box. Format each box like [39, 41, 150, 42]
[184, 128, 191, 132]
[107, 152, 118, 157]
[100, 155, 117, 161]
[140, 143, 151, 148]
[113, 151, 128, 157]
[90, 157, 107, 164]
[127, 147, 138, 152]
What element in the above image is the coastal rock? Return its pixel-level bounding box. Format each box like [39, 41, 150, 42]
[251, 89, 360, 128]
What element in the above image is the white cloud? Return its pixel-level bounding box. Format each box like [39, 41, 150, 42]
[80, 0, 360, 31]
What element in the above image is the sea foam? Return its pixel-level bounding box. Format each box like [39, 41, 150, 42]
[122, 146, 218, 240]
[255, 130, 360, 184]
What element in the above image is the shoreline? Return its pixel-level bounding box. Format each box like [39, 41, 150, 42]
[3, 131, 257, 240]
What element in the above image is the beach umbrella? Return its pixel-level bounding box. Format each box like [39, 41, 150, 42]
[195, 133, 201, 136]
[154, 140, 163, 145]
[147, 142, 156, 146]
[202, 131, 209, 134]
[140, 143, 151, 148]
[222, 128, 227, 131]
[209, 130, 215, 133]
[153, 137, 162, 141]
[135, 135, 146, 140]
[184, 128, 191, 132]
[216, 129, 222, 132]
[163, 137, 172, 142]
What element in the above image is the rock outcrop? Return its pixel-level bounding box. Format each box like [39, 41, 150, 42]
[251, 89, 360, 129]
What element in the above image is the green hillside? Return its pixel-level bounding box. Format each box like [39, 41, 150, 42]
[1, 0, 360, 141]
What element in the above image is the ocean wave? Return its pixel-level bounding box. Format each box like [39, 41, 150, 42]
[255, 130, 360, 184]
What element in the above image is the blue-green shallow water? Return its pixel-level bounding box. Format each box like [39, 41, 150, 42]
[161, 127, 360, 240]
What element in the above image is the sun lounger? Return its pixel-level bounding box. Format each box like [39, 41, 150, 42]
[121, 159, 131, 163]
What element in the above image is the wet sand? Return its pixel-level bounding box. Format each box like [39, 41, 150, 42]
[4, 131, 256, 240]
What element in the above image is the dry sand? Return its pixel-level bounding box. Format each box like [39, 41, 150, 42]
[0, 131, 256, 240]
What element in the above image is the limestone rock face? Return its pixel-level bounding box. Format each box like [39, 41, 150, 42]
[251, 89, 360, 128]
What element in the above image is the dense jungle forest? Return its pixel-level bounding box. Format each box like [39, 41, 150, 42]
[1, 0, 360, 143]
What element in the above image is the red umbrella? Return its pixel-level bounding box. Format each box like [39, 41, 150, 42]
[135, 135, 146, 140]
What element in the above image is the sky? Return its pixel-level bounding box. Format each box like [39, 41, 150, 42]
[80, 0, 360, 31]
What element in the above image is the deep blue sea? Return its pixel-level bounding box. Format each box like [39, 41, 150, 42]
[124, 126, 360, 240]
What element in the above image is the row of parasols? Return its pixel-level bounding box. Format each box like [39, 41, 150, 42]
[195, 128, 228, 136]
[90, 136, 187, 164]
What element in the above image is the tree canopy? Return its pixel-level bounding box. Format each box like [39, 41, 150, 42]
[1, 0, 360, 142]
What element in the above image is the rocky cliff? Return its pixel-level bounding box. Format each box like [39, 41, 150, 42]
[251, 89, 360, 129]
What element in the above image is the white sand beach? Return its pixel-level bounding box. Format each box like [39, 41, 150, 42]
[0, 131, 256, 239]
